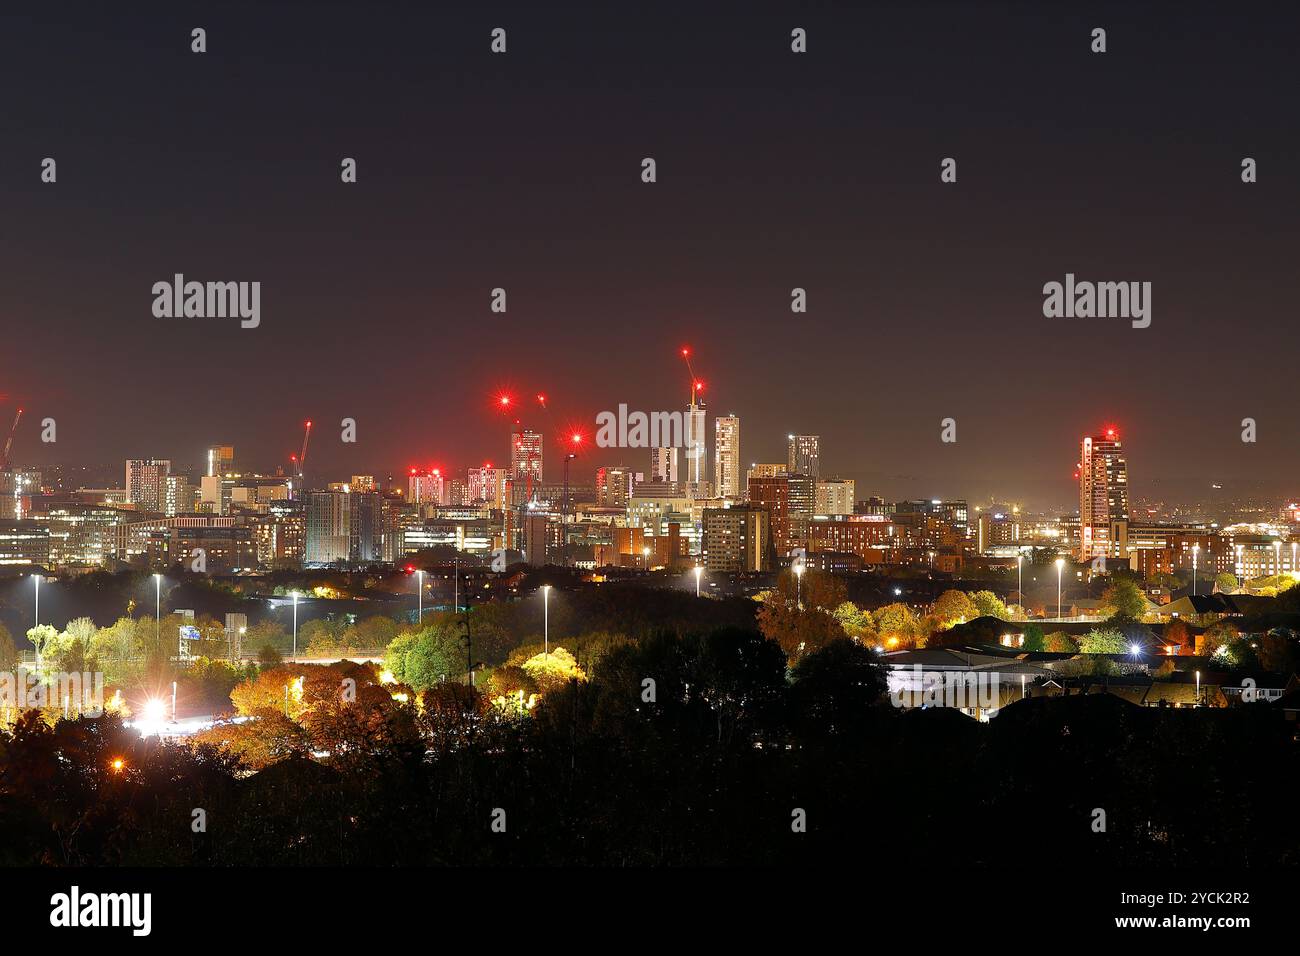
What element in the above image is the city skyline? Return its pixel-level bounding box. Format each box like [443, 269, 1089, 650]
[3, 5, 1299, 511]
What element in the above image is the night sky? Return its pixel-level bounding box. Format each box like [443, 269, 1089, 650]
[3, 1, 1297, 510]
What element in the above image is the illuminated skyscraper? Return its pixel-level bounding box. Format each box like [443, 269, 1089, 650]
[408, 469, 446, 507]
[205, 445, 234, 478]
[684, 397, 707, 496]
[467, 466, 508, 509]
[650, 446, 679, 483]
[787, 435, 820, 479]
[125, 459, 171, 512]
[1078, 428, 1129, 561]
[714, 415, 740, 499]
[511, 427, 544, 498]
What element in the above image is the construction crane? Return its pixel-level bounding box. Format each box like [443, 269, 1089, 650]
[1, 408, 23, 472]
[297, 420, 313, 488]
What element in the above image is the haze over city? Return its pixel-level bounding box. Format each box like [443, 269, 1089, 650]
[1, 1, 1296, 934]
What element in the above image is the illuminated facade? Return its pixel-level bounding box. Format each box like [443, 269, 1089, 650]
[1078, 429, 1129, 561]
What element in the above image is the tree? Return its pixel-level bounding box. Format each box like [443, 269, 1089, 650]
[967, 590, 1009, 620]
[191, 709, 308, 770]
[932, 590, 976, 628]
[244, 620, 290, 657]
[1201, 621, 1239, 658]
[757, 601, 843, 659]
[0, 623, 16, 669]
[832, 602, 877, 643]
[1020, 623, 1045, 652]
[1214, 572, 1239, 594]
[873, 603, 917, 646]
[1043, 631, 1077, 653]
[1162, 618, 1191, 653]
[1079, 628, 1127, 654]
[521, 647, 587, 695]
[25, 624, 58, 669]
[384, 623, 464, 691]
[772, 567, 846, 611]
[340, 615, 398, 651]
[788, 638, 888, 736]
[1101, 578, 1147, 621]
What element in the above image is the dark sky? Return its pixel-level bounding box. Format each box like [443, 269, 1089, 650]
[3, 1, 1297, 511]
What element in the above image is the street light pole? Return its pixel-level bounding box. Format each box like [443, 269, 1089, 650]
[1055, 557, 1065, 619]
[1016, 555, 1022, 613]
[694, 564, 703, 598]
[542, 585, 551, 655]
[153, 573, 162, 658]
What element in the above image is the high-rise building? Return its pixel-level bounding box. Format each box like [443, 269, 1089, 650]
[305, 489, 384, 566]
[748, 475, 792, 556]
[0, 520, 51, 567]
[815, 478, 856, 516]
[511, 427, 544, 497]
[787, 435, 820, 479]
[746, 462, 787, 492]
[595, 466, 638, 509]
[684, 397, 707, 496]
[205, 445, 235, 478]
[408, 469, 447, 507]
[702, 505, 771, 572]
[786, 474, 816, 551]
[714, 415, 740, 499]
[1078, 428, 1130, 561]
[162, 475, 196, 516]
[650, 446, 679, 484]
[467, 466, 508, 509]
[125, 459, 171, 512]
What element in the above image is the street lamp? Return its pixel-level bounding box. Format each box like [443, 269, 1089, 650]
[1055, 557, 1065, 619]
[154, 573, 162, 650]
[693, 564, 703, 598]
[642, 546, 650, 570]
[291, 591, 299, 661]
[1195, 669, 1201, 706]
[1016, 554, 1023, 612]
[1274, 540, 1282, 579]
[1192, 544, 1199, 596]
[415, 569, 425, 624]
[541, 585, 552, 654]
[794, 560, 806, 609]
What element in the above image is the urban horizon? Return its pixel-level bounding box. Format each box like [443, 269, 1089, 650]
[2, 0, 1296, 933]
